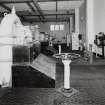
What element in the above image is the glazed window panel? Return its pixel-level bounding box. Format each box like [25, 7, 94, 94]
[55, 25, 59, 31]
[59, 24, 64, 30]
[50, 25, 55, 31]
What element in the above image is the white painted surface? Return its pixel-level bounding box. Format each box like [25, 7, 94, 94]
[75, 8, 79, 33]
[70, 16, 73, 44]
[79, 1, 86, 43]
[0, 8, 17, 87]
[70, 16, 73, 33]
[62, 60, 71, 89]
[0, 7, 32, 87]
[93, 0, 105, 56]
[86, 0, 95, 50]
[94, 0, 105, 34]
[59, 44, 61, 54]
[39, 1, 83, 10]
[86, 0, 105, 56]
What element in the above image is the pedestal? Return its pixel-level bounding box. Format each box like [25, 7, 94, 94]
[57, 59, 78, 97]
[53, 53, 80, 97]
[62, 60, 71, 89]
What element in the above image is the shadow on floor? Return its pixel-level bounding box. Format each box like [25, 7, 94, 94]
[12, 65, 55, 88]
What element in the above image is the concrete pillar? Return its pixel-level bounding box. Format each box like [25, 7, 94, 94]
[75, 8, 79, 33]
[86, 0, 95, 48]
[89, 44, 93, 64]
[69, 16, 73, 46]
[70, 16, 73, 33]
[59, 44, 61, 54]
[67, 34, 70, 47]
[62, 60, 71, 89]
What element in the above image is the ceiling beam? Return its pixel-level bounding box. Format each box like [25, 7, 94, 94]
[0, 4, 28, 21]
[25, 17, 70, 22]
[56, 0, 58, 22]
[0, 0, 83, 3]
[26, 2, 42, 22]
[37, 0, 83, 2]
[0, 0, 32, 4]
[0, 10, 74, 17]
[0, 3, 11, 12]
[20, 13, 74, 17]
[26, 2, 36, 13]
[26, 9, 75, 16]
[32, 0, 45, 20]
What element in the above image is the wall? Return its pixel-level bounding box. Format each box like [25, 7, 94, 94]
[93, 0, 105, 55]
[79, 0, 86, 43]
[24, 22, 69, 43]
[0, 13, 69, 43]
[86, 0, 105, 55]
[87, 0, 105, 43]
[0, 4, 86, 44]
[94, 0, 105, 34]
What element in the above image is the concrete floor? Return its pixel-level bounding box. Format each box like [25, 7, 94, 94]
[55, 63, 105, 105]
[12, 65, 55, 88]
[0, 62, 105, 105]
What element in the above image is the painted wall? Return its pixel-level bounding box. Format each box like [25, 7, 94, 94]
[93, 0, 105, 55]
[0, 14, 70, 43]
[0, 4, 86, 44]
[79, 0, 86, 43]
[87, 0, 105, 43]
[24, 22, 70, 43]
[94, 0, 105, 34]
[86, 0, 105, 55]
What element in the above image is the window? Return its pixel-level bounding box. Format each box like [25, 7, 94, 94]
[50, 24, 64, 31]
[55, 25, 59, 31]
[59, 24, 64, 30]
[50, 25, 55, 31]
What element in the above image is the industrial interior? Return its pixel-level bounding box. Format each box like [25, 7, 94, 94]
[0, 0, 105, 105]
